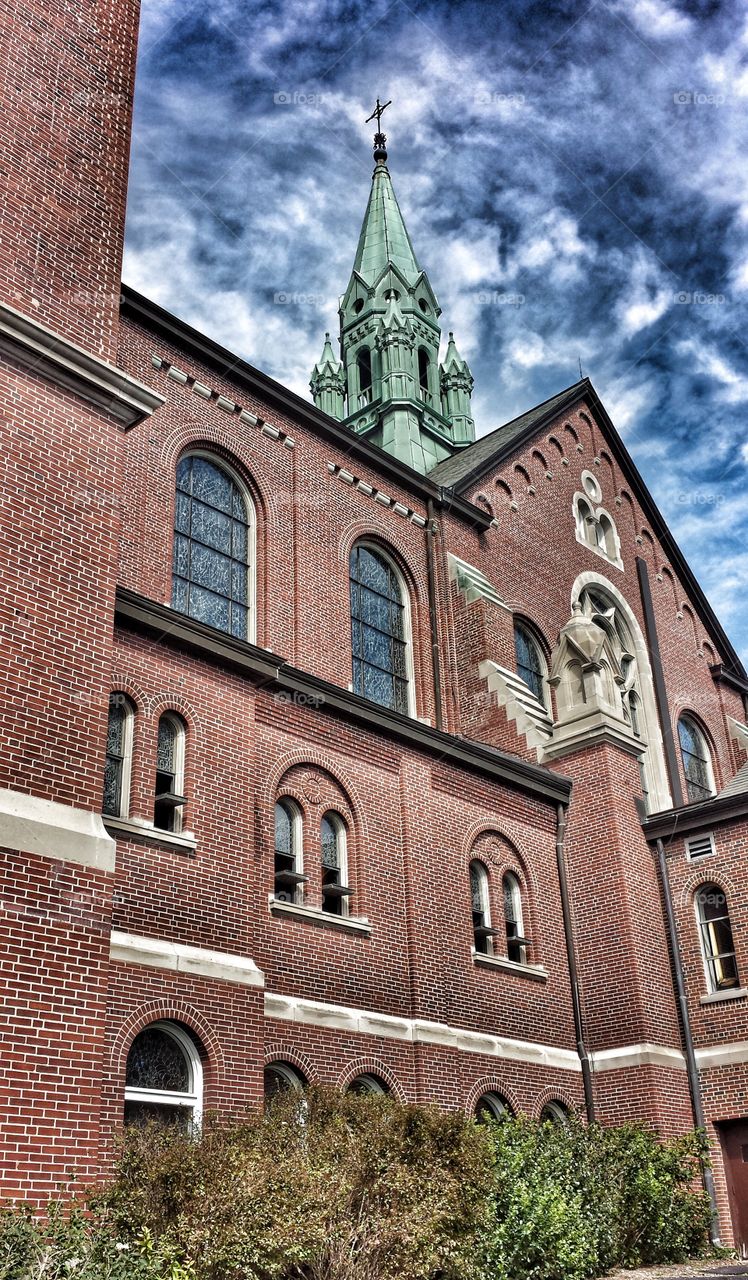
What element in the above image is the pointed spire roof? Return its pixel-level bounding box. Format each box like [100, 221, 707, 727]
[313, 332, 343, 375]
[441, 331, 470, 374]
[351, 158, 421, 285]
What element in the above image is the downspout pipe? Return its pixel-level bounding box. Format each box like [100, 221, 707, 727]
[654, 837, 721, 1244]
[555, 803, 595, 1122]
[425, 498, 444, 731]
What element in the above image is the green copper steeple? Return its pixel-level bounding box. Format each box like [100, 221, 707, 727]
[310, 105, 476, 474]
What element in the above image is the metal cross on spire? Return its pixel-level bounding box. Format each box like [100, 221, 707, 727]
[365, 97, 392, 162]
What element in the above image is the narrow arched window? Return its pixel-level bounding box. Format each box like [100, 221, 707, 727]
[696, 884, 739, 992]
[274, 800, 304, 903]
[475, 1092, 511, 1123]
[349, 544, 410, 714]
[321, 812, 351, 916]
[678, 716, 715, 803]
[103, 693, 134, 817]
[264, 1061, 306, 1104]
[418, 347, 430, 398]
[124, 1021, 202, 1127]
[503, 872, 527, 965]
[357, 347, 372, 406]
[541, 1101, 570, 1124]
[576, 497, 593, 541]
[172, 453, 251, 639]
[153, 713, 186, 833]
[514, 622, 547, 707]
[470, 860, 493, 955]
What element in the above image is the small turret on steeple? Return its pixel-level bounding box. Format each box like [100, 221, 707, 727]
[310, 332, 346, 420]
[311, 103, 477, 472]
[440, 332, 475, 445]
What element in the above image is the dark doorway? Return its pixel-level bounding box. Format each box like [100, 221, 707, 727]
[718, 1119, 748, 1253]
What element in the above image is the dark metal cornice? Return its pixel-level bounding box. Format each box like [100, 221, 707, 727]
[642, 791, 748, 840]
[115, 588, 572, 805]
[118, 286, 492, 532]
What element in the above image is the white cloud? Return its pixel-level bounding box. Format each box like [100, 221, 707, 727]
[615, 0, 692, 39]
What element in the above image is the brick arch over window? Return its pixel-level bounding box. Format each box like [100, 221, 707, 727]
[465, 1076, 522, 1119]
[264, 1043, 318, 1085]
[532, 1085, 582, 1120]
[336, 1058, 408, 1101]
[110, 1002, 222, 1088]
[109, 673, 148, 714]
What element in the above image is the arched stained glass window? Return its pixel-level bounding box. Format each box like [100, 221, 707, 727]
[696, 884, 739, 992]
[503, 872, 527, 965]
[470, 860, 493, 955]
[172, 454, 250, 639]
[349, 545, 409, 714]
[514, 622, 547, 707]
[274, 800, 304, 903]
[348, 1074, 389, 1096]
[678, 716, 715, 803]
[264, 1061, 306, 1104]
[153, 713, 186, 833]
[475, 1092, 511, 1123]
[124, 1022, 201, 1127]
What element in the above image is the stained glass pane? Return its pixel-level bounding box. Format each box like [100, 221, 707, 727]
[126, 1028, 190, 1092]
[362, 625, 391, 670]
[157, 718, 176, 773]
[172, 456, 250, 637]
[349, 545, 408, 713]
[321, 817, 339, 870]
[364, 665, 393, 706]
[275, 803, 293, 857]
[124, 1101, 192, 1130]
[102, 755, 121, 816]
[514, 624, 545, 704]
[106, 704, 124, 756]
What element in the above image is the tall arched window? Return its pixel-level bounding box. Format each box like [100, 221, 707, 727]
[470, 860, 493, 955]
[274, 799, 304, 903]
[103, 693, 134, 818]
[514, 621, 548, 707]
[696, 884, 739, 992]
[172, 453, 252, 640]
[418, 347, 430, 399]
[124, 1022, 202, 1127]
[678, 716, 715, 803]
[502, 872, 527, 965]
[321, 812, 351, 916]
[349, 544, 410, 715]
[153, 713, 186, 833]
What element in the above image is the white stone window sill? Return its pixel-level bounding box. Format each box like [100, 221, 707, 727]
[268, 896, 371, 936]
[472, 950, 548, 983]
[700, 986, 748, 1005]
[103, 815, 197, 854]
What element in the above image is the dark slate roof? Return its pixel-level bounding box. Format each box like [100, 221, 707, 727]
[430, 379, 588, 489]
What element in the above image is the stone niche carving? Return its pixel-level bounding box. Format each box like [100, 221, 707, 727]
[543, 603, 644, 761]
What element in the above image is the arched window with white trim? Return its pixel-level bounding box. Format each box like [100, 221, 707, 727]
[349, 543, 411, 715]
[321, 811, 351, 916]
[274, 799, 305, 904]
[103, 693, 134, 817]
[153, 713, 186, 832]
[541, 1101, 570, 1125]
[172, 453, 253, 640]
[696, 883, 739, 992]
[264, 1061, 306, 1104]
[502, 872, 527, 965]
[470, 860, 493, 955]
[348, 1074, 389, 1096]
[678, 716, 716, 803]
[475, 1092, 512, 1123]
[124, 1022, 202, 1127]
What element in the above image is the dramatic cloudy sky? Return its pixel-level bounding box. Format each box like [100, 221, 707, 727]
[124, 0, 748, 661]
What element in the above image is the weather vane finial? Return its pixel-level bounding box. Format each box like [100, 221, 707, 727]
[365, 96, 392, 163]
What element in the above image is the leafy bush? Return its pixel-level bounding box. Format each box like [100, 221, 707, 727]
[0, 1096, 713, 1280]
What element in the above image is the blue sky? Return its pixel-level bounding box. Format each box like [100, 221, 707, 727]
[124, 0, 748, 663]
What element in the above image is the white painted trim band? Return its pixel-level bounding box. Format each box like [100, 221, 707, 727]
[695, 1040, 748, 1070]
[110, 931, 265, 988]
[590, 1043, 687, 1072]
[264, 993, 582, 1071]
[0, 788, 116, 872]
[0, 300, 164, 427]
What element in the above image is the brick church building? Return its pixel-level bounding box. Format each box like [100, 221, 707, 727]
[1, 0, 748, 1250]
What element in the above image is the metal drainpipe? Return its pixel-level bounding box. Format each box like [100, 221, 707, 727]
[425, 498, 444, 731]
[555, 803, 595, 1122]
[654, 837, 721, 1243]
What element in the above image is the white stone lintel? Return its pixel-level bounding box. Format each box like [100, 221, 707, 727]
[110, 931, 265, 988]
[0, 300, 164, 427]
[590, 1043, 687, 1072]
[0, 788, 115, 872]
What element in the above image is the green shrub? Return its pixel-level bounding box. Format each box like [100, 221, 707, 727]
[0, 1098, 713, 1280]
